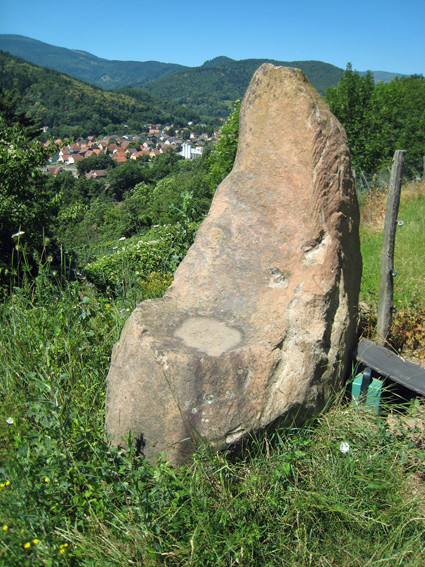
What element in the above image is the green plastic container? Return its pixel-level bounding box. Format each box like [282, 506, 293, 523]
[352, 367, 383, 413]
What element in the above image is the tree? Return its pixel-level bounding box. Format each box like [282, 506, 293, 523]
[326, 66, 425, 177]
[207, 99, 241, 188]
[76, 154, 116, 176]
[0, 97, 59, 276]
[106, 161, 148, 200]
[325, 64, 376, 172]
[370, 75, 425, 176]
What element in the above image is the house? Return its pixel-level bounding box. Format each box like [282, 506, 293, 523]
[65, 153, 84, 165]
[111, 151, 127, 164]
[58, 147, 71, 162]
[85, 169, 107, 179]
[47, 166, 64, 176]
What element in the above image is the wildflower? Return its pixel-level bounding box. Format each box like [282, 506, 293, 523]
[11, 230, 25, 239]
[0, 483, 4, 488]
[118, 236, 126, 241]
[5, 481, 10, 486]
[2, 525, 8, 531]
[24, 542, 31, 549]
[339, 442, 350, 454]
[44, 477, 50, 483]
[59, 542, 69, 554]
[32, 539, 39, 545]
[6, 417, 14, 425]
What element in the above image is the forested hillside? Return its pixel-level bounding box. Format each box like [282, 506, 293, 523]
[0, 35, 345, 119]
[142, 57, 344, 117]
[0, 51, 202, 138]
[0, 34, 186, 89]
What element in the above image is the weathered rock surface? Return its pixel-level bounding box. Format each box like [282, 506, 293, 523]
[105, 63, 362, 465]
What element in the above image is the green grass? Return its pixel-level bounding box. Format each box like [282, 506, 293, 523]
[360, 182, 425, 308]
[1, 184, 425, 565]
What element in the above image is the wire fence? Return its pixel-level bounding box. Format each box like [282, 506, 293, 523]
[354, 169, 392, 195]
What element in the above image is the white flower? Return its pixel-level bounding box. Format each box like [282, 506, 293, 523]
[6, 417, 14, 425]
[118, 236, 126, 241]
[11, 231, 25, 239]
[339, 442, 350, 454]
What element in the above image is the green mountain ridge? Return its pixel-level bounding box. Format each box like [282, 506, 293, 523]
[0, 34, 411, 127]
[0, 35, 347, 120]
[0, 50, 202, 138]
[0, 34, 186, 89]
[142, 57, 345, 117]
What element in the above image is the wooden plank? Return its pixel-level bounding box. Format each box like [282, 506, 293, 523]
[356, 339, 425, 395]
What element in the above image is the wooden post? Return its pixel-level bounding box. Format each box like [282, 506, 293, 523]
[376, 150, 406, 345]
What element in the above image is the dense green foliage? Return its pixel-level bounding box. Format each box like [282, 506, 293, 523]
[0, 34, 186, 89]
[206, 99, 241, 186]
[326, 64, 425, 176]
[0, 92, 59, 275]
[143, 57, 343, 117]
[0, 51, 202, 138]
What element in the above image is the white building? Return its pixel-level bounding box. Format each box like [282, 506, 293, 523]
[180, 142, 203, 160]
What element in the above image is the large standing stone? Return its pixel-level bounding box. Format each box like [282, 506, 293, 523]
[105, 64, 362, 465]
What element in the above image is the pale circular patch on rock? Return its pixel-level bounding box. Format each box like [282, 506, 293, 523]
[174, 317, 242, 356]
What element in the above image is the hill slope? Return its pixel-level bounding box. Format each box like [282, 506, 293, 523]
[0, 51, 201, 137]
[141, 57, 344, 117]
[0, 34, 186, 89]
[0, 35, 344, 117]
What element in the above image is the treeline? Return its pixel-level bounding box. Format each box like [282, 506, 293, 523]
[325, 64, 425, 176]
[0, 51, 205, 139]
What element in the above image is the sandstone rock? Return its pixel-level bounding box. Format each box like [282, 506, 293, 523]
[105, 63, 362, 465]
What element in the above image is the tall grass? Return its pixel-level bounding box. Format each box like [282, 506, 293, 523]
[360, 179, 425, 308]
[1, 184, 425, 565]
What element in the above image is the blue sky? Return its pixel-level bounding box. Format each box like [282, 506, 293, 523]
[1, 0, 424, 75]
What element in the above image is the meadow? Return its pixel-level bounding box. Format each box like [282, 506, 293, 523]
[0, 181, 424, 566]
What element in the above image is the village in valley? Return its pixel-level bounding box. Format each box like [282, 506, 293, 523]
[43, 122, 218, 179]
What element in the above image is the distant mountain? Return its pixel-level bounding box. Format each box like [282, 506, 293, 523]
[0, 51, 201, 138]
[0, 34, 186, 88]
[141, 57, 345, 117]
[360, 70, 406, 82]
[0, 34, 409, 121]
